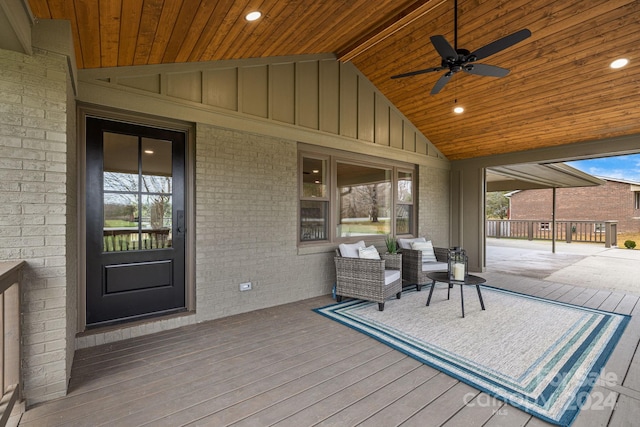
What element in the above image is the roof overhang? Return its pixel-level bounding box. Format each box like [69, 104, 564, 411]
[486, 163, 605, 192]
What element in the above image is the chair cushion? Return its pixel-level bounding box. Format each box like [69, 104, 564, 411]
[339, 240, 366, 258]
[384, 269, 401, 285]
[358, 245, 380, 259]
[397, 237, 426, 249]
[422, 262, 449, 272]
[411, 240, 437, 262]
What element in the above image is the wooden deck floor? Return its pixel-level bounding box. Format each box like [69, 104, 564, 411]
[19, 273, 640, 427]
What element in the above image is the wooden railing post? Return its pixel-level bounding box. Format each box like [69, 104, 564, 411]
[527, 222, 534, 240]
[605, 221, 618, 248]
[0, 261, 25, 426]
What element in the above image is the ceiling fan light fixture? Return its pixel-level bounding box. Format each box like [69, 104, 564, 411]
[453, 98, 464, 114]
[245, 11, 262, 21]
[610, 58, 629, 69]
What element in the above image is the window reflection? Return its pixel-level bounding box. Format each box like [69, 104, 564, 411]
[336, 162, 391, 237]
[102, 133, 173, 252]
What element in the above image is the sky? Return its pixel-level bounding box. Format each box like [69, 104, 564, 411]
[566, 153, 640, 183]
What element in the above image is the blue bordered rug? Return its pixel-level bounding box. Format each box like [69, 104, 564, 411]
[314, 285, 630, 426]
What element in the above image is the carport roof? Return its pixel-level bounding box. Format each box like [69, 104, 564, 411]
[486, 163, 605, 192]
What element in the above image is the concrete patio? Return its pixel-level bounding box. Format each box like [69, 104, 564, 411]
[485, 238, 640, 296]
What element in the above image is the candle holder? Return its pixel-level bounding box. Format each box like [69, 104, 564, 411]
[448, 247, 468, 282]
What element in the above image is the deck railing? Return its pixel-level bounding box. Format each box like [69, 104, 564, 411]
[487, 220, 618, 247]
[0, 261, 25, 426]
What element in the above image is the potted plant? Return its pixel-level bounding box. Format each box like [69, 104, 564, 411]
[385, 235, 398, 254]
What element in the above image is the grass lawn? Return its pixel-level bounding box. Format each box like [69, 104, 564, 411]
[617, 232, 640, 249]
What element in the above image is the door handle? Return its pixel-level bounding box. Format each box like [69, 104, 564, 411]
[177, 210, 185, 234]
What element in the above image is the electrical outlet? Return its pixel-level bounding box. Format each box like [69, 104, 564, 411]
[239, 282, 252, 291]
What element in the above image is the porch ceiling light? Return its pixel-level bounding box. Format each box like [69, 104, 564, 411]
[610, 58, 629, 69]
[245, 11, 262, 21]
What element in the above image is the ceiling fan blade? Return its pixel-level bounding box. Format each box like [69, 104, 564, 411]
[430, 35, 457, 60]
[391, 67, 444, 79]
[469, 28, 531, 61]
[430, 72, 453, 95]
[464, 63, 510, 77]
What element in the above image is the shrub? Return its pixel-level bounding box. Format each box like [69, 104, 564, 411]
[623, 240, 636, 249]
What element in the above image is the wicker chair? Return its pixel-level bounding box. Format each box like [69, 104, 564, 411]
[334, 251, 402, 311]
[399, 243, 449, 291]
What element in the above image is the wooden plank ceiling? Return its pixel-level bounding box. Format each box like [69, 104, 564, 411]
[27, 0, 640, 160]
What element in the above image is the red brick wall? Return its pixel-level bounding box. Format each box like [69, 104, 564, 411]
[508, 180, 640, 233]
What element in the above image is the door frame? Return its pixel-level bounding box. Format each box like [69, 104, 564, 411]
[77, 104, 196, 333]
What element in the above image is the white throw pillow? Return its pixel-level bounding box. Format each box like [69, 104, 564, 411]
[358, 245, 381, 260]
[339, 240, 366, 258]
[397, 237, 426, 250]
[411, 240, 437, 263]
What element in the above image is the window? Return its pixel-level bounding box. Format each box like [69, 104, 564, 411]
[299, 149, 415, 243]
[635, 192, 640, 210]
[539, 222, 550, 231]
[300, 156, 328, 241]
[397, 170, 414, 235]
[336, 162, 392, 237]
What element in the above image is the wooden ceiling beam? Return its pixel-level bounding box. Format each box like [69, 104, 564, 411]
[337, 0, 446, 63]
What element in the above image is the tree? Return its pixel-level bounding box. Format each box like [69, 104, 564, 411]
[486, 191, 509, 219]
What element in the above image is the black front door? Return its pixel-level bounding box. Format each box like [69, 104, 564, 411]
[85, 117, 186, 327]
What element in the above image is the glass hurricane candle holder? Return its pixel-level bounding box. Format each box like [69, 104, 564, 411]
[448, 247, 468, 282]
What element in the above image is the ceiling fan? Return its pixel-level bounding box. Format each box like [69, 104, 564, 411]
[391, 0, 531, 95]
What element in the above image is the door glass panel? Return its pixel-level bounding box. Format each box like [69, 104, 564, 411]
[102, 134, 173, 252]
[103, 190, 138, 252]
[141, 137, 172, 193]
[103, 133, 139, 191]
[142, 194, 172, 248]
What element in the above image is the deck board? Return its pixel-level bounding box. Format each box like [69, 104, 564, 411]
[18, 277, 640, 427]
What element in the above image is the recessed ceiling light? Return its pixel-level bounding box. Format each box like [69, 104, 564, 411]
[312, 169, 319, 174]
[453, 106, 464, 114]
[144, 149, 154, 154]
[610, 58, 629, 69]
[245, 11, 261, 21]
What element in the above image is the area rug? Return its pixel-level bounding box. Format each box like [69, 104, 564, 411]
[314, 285, 630, 426]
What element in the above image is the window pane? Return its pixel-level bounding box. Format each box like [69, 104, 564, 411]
[142, 194, 173, 230]
[336, 163, 391, 237]
[142, 138, 172, 194]
[103, 193, 138, 252]
[398, 171, 413, 203]
[300, 200, 328, 241]
[396, 204, 413, 235]
[302, 157, 327, 198]
[103, 132, 139, 191]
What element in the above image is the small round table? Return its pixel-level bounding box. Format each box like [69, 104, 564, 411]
[425, 271, 486, 318]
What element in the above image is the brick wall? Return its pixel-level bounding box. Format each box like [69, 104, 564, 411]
[509, 180, 640, 233]
[419, 165, 450, 246]
[0, 47, 75, 405]
[194, 124, 334, 321]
